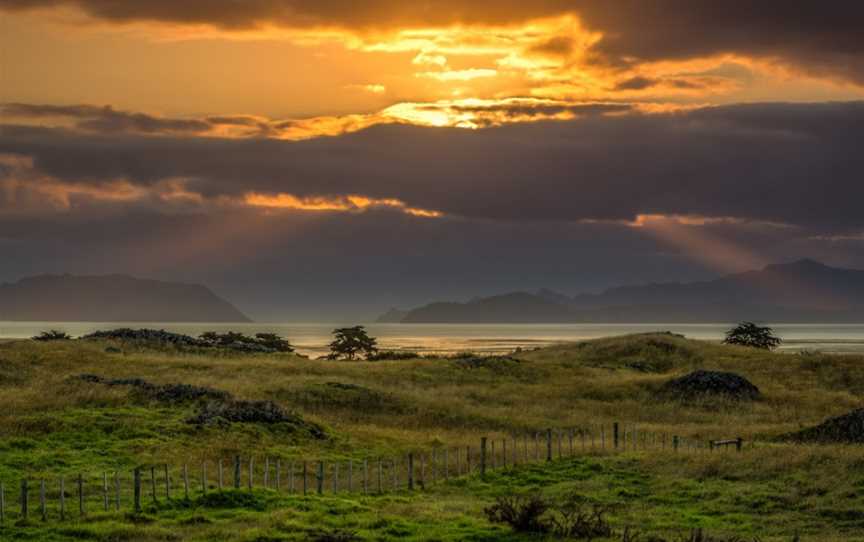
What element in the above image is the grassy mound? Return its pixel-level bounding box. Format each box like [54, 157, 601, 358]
[288, 381, 411, 414]
[657, 370, 762, 402]
[783, 408, 864, 443]
[574, 332, 700, 372]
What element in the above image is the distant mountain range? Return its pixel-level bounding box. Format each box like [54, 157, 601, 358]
[378, 259, 864, 323]
[0, 274, 250, 322]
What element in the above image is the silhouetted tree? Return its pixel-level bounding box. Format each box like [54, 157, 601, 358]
[254, 332, 294, 352]
[723, 322, 781, 350]
[328, 326, 378, 360]
[32, 330, 72, 341]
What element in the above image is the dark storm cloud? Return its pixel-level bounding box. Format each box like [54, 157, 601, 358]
[2, 101, 864, 233]
[1, 103, 212, 135]
[3, 1, 864, 83]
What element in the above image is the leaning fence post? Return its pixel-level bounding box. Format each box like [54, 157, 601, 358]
[133, 468, 141, 514]
[480, 437, 488, 478]
[408, 453, 415, 490]
[21, 478, 28, 520]
[613, 423, 620, 449]
[546, 429, 553, 461]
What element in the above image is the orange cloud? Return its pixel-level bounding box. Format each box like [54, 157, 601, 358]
[245, 192, 443, 218]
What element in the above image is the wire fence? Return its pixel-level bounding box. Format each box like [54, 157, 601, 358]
[0, 422, 745, 525]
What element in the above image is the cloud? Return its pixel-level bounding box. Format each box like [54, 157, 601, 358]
[2, 101, 864, 235]
[3, 1, 863, 85]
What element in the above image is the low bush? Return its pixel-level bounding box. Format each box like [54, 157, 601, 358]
[32, 330, 72, 341]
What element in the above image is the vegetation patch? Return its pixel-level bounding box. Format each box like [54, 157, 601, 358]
[289, 382, 411, 414]
[76, 374, 231, 403]
[187, 399, 326, 438]
[656, 371, 761, 402]
[782, 408, 864, 443]
[576, 333, 700, 372]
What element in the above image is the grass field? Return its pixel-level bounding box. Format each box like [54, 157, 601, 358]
[1, 332, 863, 541]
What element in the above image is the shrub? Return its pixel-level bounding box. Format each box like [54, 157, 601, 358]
[723, 322, 781, 350]
[366, 350, 419, 360]
[484, 494, 549, 534]
[32, 330, 72, 341]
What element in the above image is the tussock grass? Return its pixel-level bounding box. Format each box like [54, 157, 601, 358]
[1, 333, 863, 540]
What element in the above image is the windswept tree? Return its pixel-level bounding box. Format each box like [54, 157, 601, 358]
[723, 322, 782, 350]
[328, 326, 378, 360]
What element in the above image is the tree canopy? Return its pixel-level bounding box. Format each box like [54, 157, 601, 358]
[723, 322, 782, 350]
[328, 326, 378, 360]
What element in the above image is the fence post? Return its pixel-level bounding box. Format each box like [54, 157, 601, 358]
[164, 464, 170, 500]
[444, 449, 449, 480]
[0, 481, 5, 524]
[232, 456, 240, 489]
[149, 467, 156, 503]
[114, 471, 120, 511]
[408, 454, 415, 490]
[317, 462, 324, 495]
[347, 460, 352, 493]
[736, 437, 743, 452]
[21, 478, 28, 520]
[709, 440, 715, 452]
[480, 437, 488, 478]
[60, 476, 66, 520]
[277, 459, 282, 492]
[264, 458, 270, 489]
[673, 435, 679, 452]
[303, 462, 308, 495]
[201, 462, 207, 494]
[613, 423, 620, 449]
[502, 440, 507, 468]
[248, 458, 254, 490]
[133, 468, 141, 513]
[77, 473, 84, 516]
[467, 446, 472, 474]
[546, 429, 553, 461]
[102, 472, 108, 511]
[40, 479, 46, 522]
[377, 459, 382, 494]
[491, 440, 496, 470]
[363, 459, 368, 495]
[183, 465, 189, 499]
[218, 460, 224, 491]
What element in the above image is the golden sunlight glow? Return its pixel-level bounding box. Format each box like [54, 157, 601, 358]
[244, 192, 442, 218]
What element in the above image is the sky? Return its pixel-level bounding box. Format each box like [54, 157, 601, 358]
[2, 1, 864, 321]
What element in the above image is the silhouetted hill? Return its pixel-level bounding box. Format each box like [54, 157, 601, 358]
[386, 260, 864, 323]
[0, 274, 251, 322]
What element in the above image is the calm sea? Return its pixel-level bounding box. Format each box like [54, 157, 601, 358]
[4, 322, 864, 356]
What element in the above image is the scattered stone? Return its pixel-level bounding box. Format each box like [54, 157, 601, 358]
[657, 370, 761, 401]
[783, 409, 864, 443]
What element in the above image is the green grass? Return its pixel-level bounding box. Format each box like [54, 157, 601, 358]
[1, 333, 863, 540]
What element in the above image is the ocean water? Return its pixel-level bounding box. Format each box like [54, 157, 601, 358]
[4, 322, 864, 356]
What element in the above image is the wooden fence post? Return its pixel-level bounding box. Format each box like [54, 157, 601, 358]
[502, 440, 507, 468]
[332, 463, 339, 494]
[60, 476, 66, 520]
[480, 437, 488, 478]
[21, 478, 28, 520]
[218, 460, 224, 491]
[276, 459, 282, 492]
[248, 457, 254, 490]
[546, 429, 553, 461]
[164, 464, 170, 500]
[201, 462, 207, 494]
[467, 446, 472, 474]
[40, 479, 46, 522]
[491, 440, 496, 470]
[317, 462, 324, 495]
[102, 472, 108, 511]
[183, 465, 189, 499]
[569, 430, 574, 456]
[149, 467, 156, 503]
[534, 433, 539, 461]
[613, 423, 620, 449]
[736, 437, 743, 452]
[408, 453, 415, 490]
[347, 460, 352, 493]
[557, 431, 562, 458]
[264, 458, 270, 489]
[363, 459, 368, 495]
[78, 473, 85, 516]
[673, 435, 679, 452]
[114, 471, 120, 511]
[443, 448, 449, 481]
[234, 456, 241, 489]
[303, 462, 308, 495]
[133, 469, 141, 513]
[377, 459, 382, 494]
[0, 481, 5, 524]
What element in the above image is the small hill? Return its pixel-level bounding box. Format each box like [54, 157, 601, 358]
[783, 409, 864, 443]
[657, 370, 762, 402]
[0, 274, 250, 322]
[382, 259, 864, 323]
